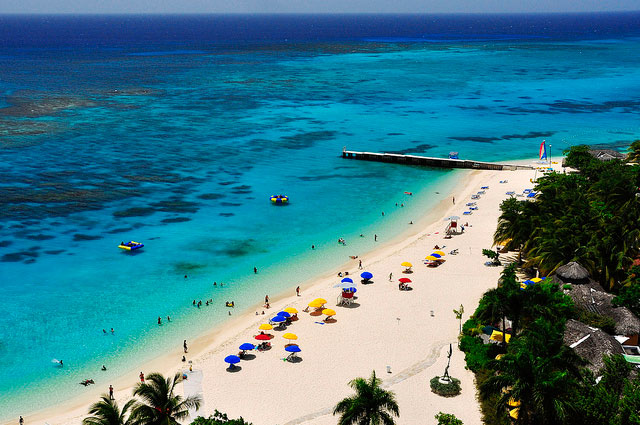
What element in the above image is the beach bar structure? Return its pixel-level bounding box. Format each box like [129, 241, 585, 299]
[341, 150, 534, 171]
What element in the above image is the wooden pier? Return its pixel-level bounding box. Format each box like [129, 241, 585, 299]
[341, 150, 533, 171]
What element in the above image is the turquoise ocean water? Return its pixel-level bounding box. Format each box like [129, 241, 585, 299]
[1, 13, 640, 419]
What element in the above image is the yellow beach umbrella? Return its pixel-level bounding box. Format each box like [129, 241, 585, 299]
[283, 307, 298, 314]
[313, 298, 327, 304]
[401, 261, 412, 267]
[308, 300, 323, 308]
[425, 256, 438, 261]
[258, 323, 273, 331]
[531, 277, 543, 283]
[490, 330, 512, 343]
[495, 354, 505, 360]
[283, 333, 298, 340]
[508, 398, 521, 407]
[433, 251, 445, 256]
[509, 408, 519, 420]
[322, 308, 336, 316]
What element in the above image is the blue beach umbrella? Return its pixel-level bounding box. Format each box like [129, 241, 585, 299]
[239, 343, 255, 351]
[285, 345, 301, 353]
[277, 311, 291, 318]
[225, 355, 241, 364]
[430, 253, 442, 258]
[270, 316, 286, 323]
[360, 272, 373, 280]
[523, 280, 534, 285]
[341, 277, 354, 283]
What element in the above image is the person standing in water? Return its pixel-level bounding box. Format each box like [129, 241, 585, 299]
[296, 286, 300, 296]
[183, 340, 188, 353]
[254, 266, 258, 274]
[265, 295, 269, 304]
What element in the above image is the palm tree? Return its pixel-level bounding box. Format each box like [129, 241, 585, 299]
[131, 372, 201, 425]
[333, 370, 399, 425]
[493, 197, 533, 263]
[481, 319, 583, 425]
[83, 395, 136, 425]
[627, 140, 640, 163]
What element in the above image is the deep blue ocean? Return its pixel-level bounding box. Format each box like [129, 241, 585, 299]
[1, 13, 640, 419]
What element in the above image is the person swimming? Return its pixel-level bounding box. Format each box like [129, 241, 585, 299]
[101, 365, 107, 371]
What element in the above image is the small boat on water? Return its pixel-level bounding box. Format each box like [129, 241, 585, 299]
[270, 194, 289, 205]
[118, 241, 144, 251]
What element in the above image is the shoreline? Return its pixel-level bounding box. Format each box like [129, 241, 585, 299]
[11, 157, 546, 425]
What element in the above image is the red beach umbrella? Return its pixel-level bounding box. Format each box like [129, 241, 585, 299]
[398, 278, 412, 283]
[254, 334, 271, 341]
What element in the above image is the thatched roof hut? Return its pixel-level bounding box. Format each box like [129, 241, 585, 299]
[588, 149, 626, 162]
[566, 284, 640, 336]
[555, 261, 590, 284]
[564, 319, 624, 373]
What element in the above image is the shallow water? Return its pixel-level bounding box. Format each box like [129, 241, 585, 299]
[1, 13, 640, 419]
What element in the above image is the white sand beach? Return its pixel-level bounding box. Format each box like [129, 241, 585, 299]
[16, 158, 557, 425]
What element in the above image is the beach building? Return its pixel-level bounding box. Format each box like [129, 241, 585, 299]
[550, 262, 640, 369]
[588, 149, 626, 162]
[563, 319, 625, 373]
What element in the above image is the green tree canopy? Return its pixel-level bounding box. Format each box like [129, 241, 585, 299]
[333, 370, 399, 425]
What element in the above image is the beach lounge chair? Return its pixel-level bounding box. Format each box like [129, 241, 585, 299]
[477, 190, 486, 195]
[466, 202, 476, 206]
[471, 195, 480, 200]
[469, 206, 478, 210]
[463, 211, 472, 215]
[338, 291, 354, 306]
[481, 186, 489, 189]
[505, 191, 515, 196]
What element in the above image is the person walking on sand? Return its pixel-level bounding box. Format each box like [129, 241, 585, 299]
[296, 286, 300, 296]
[389, 272, 393, 281]
[453, 196, 455, 205]
[374, 234, 378, 242]
[139, 372, 145, 383]
[183, 340, 188, 353]
[265, 295, 269, 305]
[19, 416, 23, 425]
[109, 385, 114, 400]
[358, 259, 362, 269]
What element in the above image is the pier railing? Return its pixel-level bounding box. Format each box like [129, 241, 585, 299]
[341, 150, 533, 171]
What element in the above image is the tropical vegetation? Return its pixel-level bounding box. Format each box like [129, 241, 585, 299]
[493, 145, 640, 290]
[435, 412, 463, 425]
[133, 372, 201, 425]
[333, 370, 400, 425]
[191, 411, 252, 425]
[83, 372, 203, 425]
[463, 144, 640, 425]
[82, 395, 137, 425]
